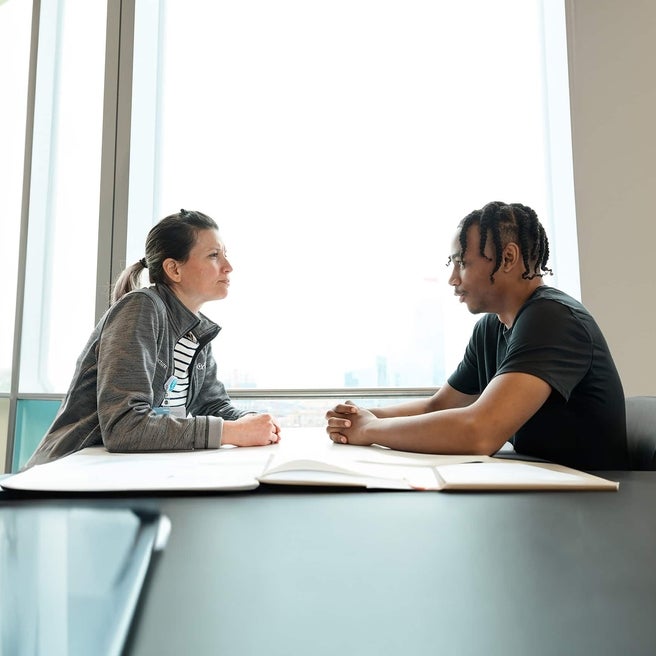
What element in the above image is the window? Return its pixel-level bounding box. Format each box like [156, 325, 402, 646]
[2, 0, 579, 466]
[19, 0, 107, 393]
[128, 0, 577, 391]
[0, 0, 33, 393]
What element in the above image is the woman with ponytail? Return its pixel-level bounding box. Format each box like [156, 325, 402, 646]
[27, 209, 280, 466]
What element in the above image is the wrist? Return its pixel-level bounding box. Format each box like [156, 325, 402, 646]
[361, 417, 380, 446]
[220, 421, 242, 447]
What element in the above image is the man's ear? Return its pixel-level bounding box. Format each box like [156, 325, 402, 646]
[501, 242, 521, 272]
[162, 258, 182, 283]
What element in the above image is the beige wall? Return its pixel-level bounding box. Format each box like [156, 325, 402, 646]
[566, 0, 656, 395]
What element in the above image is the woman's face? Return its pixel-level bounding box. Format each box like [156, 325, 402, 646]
[167, 228, 233, 313]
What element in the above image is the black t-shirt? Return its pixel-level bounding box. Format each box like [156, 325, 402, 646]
[447, 286, 628, 470]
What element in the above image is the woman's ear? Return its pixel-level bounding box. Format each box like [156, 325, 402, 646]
[162, 258, 182, 283]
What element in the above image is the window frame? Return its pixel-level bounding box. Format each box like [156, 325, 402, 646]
[4, 0, 578, 471]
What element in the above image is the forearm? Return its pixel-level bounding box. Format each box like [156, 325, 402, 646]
[369, 385, 474, 419]
[370, 398, 435, 418]
[364, 409, 499, 456]
[102, 410, 223, 452]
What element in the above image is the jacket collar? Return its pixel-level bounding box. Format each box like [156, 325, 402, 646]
[154, 283, 221, 345]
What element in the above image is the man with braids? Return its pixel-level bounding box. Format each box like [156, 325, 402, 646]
[326, 201, 628, 470]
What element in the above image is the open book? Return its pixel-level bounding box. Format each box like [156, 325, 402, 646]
[260, 454, 618, 491]
[1, 428, 618, 493]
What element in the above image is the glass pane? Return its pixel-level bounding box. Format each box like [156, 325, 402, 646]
[19, 0, 107, 393]
[130, 0, 574, 390]
[235, 395, 430, 429]
[13, 399, 62, 472]
[0, 0, 33, 392]
[0, 399, 8, 473]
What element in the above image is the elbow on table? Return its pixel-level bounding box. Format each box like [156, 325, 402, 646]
[103, 434, 129, 453]
[100, 409, 153, 453]
[457, 415, 507, 456]
[101, 425, 140, 453]
[477, 438, 507, 457]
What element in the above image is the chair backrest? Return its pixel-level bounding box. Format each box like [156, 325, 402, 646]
[625, 396, 656, 471]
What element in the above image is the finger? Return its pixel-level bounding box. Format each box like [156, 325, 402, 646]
[326, 403, 358, 417]
[326, 427, 348, 444]
[327, 417, 351, 428]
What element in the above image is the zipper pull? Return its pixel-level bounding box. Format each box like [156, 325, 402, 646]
[164, 376, 178, 394]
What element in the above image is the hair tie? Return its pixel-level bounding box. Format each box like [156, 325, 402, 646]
[140, 257, 148, 269]
[180, 208, 188, 216]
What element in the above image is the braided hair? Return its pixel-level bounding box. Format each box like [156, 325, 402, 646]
[457, 201, 553, 283]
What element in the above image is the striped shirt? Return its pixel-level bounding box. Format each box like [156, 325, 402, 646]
[167, 332, 200, 411]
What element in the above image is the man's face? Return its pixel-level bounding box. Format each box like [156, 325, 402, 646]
[447, 223, 498, 315]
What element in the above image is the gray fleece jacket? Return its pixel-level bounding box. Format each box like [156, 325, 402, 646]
[26, 283, 247, 467]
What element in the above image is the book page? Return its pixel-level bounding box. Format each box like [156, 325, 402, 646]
[2, 446, 269, 492]
[434, 461, 619, 491]
[260, 456, 439, 489]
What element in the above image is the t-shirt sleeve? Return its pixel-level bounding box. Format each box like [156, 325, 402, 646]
[447, 317, 489, 395]
[497, 299, 592, 401]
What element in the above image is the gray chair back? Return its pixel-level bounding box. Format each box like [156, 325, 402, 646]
[625, 396, 656, 470]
